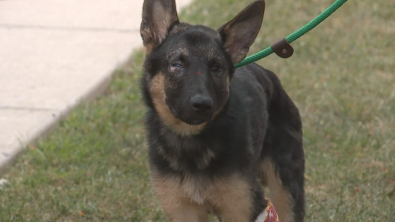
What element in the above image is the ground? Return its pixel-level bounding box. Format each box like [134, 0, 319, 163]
[1, 0, 394, 221]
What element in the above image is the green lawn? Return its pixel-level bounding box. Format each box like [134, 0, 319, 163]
[1, 0, 394, 221]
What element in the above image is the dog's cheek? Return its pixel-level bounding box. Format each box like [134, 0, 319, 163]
[164, 78, 184, 116]
[214, 76, 230, 111]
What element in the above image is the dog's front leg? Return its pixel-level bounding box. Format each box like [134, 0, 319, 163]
[207, 175, 266, 222]
[151, 172, 209, 222]
[159, 196, 209, 222]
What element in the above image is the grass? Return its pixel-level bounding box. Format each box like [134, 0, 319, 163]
[1, 0, 394, 221]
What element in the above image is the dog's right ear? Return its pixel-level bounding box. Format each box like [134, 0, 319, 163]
[140, 0, 179, 52]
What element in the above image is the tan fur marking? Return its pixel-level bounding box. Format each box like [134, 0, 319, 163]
[156, 145, 182, 170]
[152, 170, 253, 222]
[206, 175, 253, 222]
[259, 158, 294, 222]
[195, 148, 216, 170]
[151, 170, 209, 222]
[149, 73, 207, 135]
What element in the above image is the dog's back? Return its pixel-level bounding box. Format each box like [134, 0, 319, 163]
[140, 0, 304, 221]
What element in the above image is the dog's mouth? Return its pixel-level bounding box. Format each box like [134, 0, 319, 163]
[183, 118, 206, 125]
[170, 107, 209, 125]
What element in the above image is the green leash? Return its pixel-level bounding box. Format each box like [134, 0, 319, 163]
[235, 0, 348, 68]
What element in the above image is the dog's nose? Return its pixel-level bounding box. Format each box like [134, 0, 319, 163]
[191, 95, 213, 112]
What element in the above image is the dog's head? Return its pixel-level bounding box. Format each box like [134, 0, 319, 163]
[141, 0, 265, 135]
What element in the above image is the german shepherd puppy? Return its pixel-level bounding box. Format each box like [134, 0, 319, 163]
[140, 0, 305, 221]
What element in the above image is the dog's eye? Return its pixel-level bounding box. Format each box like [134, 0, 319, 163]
[211, 64, 221, 72]
[171, 63, 183, 68]
[170, 63, 183, 72]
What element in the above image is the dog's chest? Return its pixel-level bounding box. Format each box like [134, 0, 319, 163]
[180, 147, 216, 170]
[178, 174, 227, 207]
[179, 174, 209, 204]
[158, 134, 218, 171]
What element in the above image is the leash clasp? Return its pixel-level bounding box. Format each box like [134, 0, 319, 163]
[271, 38, 294, 58]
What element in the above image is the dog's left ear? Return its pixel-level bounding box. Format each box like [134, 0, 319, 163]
[218, 0, 265, 64]
[141, 0, 179, 52]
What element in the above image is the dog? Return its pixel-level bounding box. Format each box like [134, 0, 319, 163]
[140, 0, 305, 221]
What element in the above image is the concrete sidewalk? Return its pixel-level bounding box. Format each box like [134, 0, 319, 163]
[0, 0, 191, 172]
